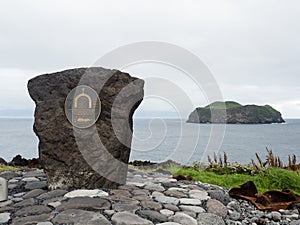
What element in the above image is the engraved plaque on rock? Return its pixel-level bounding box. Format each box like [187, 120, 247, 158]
[65, 85, 101, 128]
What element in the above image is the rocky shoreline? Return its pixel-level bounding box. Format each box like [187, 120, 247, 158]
[0, 168, 300, 225]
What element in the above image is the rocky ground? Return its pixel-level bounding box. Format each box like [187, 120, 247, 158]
[0, 168, 300, 225]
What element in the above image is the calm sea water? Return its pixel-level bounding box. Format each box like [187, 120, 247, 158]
[0, 118, 299, 165]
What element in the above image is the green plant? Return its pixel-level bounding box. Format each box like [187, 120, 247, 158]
[173, 167, 300, 194]
[206, 152, 261, 175]
[251, 147, 299, 171]
[0, 164, 19, 172]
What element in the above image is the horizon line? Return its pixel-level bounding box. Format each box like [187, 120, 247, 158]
[0, 116, 299, 120]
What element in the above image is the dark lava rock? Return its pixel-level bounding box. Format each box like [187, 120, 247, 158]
[11, 213, 53, 225]
[9, 155, 41, 168]
[129, 160, 157, 167]
[0, 206, 14, 213]
[25, 181, 47, 190]
[28, 67, 144, 189]
[52, 209, 112, 225]
[14, 205, 52, 217]
[207, 190, 231, 205]
[57, 197, 111, 211]
[112, 202, 140, 213]
[141, 200, 163, 211]
[0, 171, 19, 180]
[23, 189, 46, 199]
[14, 198, 35, 208]
[137, 209, 168, 223]
[197, 212, 225, 225]
[0, 157, 7, 165]
[37, 189, 67, 200]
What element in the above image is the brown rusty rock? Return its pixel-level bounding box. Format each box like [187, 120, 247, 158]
[229, 181, 300, 211]
[172, 174, 194, 181]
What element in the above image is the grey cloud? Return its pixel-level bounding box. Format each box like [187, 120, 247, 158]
[0, 0, 299, 118]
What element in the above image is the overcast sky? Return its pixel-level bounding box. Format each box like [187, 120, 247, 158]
[0, 0, 300, 118]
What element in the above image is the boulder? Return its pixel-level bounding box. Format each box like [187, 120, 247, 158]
[28, 67, 144, 189]
[0, 158, 7, 165]
[9, 155, 41, 168]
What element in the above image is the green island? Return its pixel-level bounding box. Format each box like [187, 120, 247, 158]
[187, 101, 285, 124]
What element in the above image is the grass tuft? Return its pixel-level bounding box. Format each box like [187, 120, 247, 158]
[173, 167, 300, 194]
[0, 164, 19, 172]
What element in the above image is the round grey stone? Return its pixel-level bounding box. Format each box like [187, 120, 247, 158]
[22, 177, 40, 182]
[13, 192, 26, 197]
[0, 200, 12, 207]
[197, 213, 225, 225]
[112, 211, 153, 225]
[64, 189, 109, 198]
[188, 190, 209, 201]
[14, 198, 35, 208]
[0, 171, 19, 180]
[227, 201, 241, 212]
[52, 209, 111, 225]
[37, 189, 68, 199]
[23, 189, 46, 199]
[226, 220, 242, 225]
[207, 190, 231, 205]
[57, 197, 111, 211]
[11, 214, 53, 225]
[228, 210, 241, 220]
[268, 211, 281, 222]
[12, 198, 23, 203]
[23, 170, 46, 178]
[160, 209, 174, 217]
[179, 205, 206, 213]
[0, 212, 10, 223]
[206, 199, 227, 217]
[157, 223, 181, 225]
[163, 204, 180, 212]
[179, 198, 201, 205]
[153, 193, 179, 205]
[145, 184, 165, 192]
[137, 210, 168, 223]
[291, 220, 300, 225]
[141, 200, 163, 211]
[113, 203, 140, 213]
[25, 181, 47, 190]
[181, 210, 197, 219]
[164, 190, 188, 198]
[15, 205, 52, 217]
[169, 212, 197, 225]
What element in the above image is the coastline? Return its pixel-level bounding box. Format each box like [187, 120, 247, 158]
[1, 118, 300, 165]
[0, 166, 299, 224]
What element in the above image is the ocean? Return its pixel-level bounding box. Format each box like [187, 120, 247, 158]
[0, 118, 299, 165]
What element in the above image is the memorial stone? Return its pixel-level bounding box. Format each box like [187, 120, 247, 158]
[28, 67, 144, 189]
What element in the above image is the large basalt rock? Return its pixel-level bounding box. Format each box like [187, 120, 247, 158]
[28, 67, 144, 190]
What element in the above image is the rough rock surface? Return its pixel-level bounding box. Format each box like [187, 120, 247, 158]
[1, 168, 300, 224]
[28, 67, 144, 189]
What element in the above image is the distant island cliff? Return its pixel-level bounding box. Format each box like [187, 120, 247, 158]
[187, 101, 285, 124]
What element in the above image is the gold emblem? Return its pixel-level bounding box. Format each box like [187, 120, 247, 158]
[65, 85, 101, 128]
